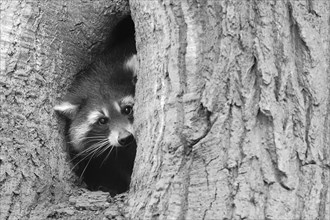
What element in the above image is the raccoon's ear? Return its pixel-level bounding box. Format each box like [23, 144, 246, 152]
[54, 101, 79, 119]
[124, 54, 138, 77]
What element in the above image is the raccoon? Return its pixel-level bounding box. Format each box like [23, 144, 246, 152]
[54, 17, 137, 195]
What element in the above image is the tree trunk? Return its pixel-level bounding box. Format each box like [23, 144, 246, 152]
[130, 0, 330, 219]
[1, 0, 329, 219]
[1, 0, 131, 219]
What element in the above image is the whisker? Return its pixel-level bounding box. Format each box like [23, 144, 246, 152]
[70, 144, 104, 172]
[100, 145, 115, 167]
[70, 149, 97, 171]
[83, 135, 107, 140]
[106, 145, 115, 160]
[69, 139, 107, 164]
[83, 138, 106, 145]
[69, 146, 96, 163]
[73, 139, 110, 166]
[91, 140, 109, 154]
[96, 141, 111, 157]
[66, 135, 106, 146]
[68, 135, 119, 174]
[79, 150, 98, 179]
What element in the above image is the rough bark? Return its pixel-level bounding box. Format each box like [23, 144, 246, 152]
[130, 0, 330, 219]
[1, 0, 330, 220]
[0, 0, 130, 219]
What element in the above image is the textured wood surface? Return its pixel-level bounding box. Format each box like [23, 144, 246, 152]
[129, 0, 330, 219]
[0, 0, 130, 219]
[1, 0, 329, 219]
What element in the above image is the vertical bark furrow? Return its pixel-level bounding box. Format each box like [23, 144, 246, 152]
[3, 0, 326, 218]
[129, 1, 178, 218]
[130, 0, 329, 219]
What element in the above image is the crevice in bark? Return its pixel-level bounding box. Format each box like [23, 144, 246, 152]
[288, 2, 311, 61]
[227, 160, 239, 220]
[6, 178, 22, 220]
[271, 8, 284, 103]
[295, 151, 306, 219]
[288, 1, 318, 166]
[318, 19, 330, 218]
[262, 179, 272, 220]
[302, 90, 313, 162]
[184, 104, 213, 149]
[318, 167, 330, 220]
[306, 0, 320, 17]
[251, 55, 262, 111]
[257, 110, 292, 191]
[202, 185, 218, 220]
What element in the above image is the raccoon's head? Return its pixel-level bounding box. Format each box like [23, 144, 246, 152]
[54, 55, 137, 154]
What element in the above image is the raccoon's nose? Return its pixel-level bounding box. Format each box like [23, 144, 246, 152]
[118, 131, 134, 146]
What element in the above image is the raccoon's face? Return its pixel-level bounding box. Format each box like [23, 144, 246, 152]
[55, 54, 137, 157]
[55, 94, 135, 153]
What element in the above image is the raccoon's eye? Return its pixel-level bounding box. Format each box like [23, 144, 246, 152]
[122, 105, 133, 116]
[98, 117, 109, 125]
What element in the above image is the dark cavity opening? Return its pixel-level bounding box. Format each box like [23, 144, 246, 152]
[64, 16, 137, 196]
